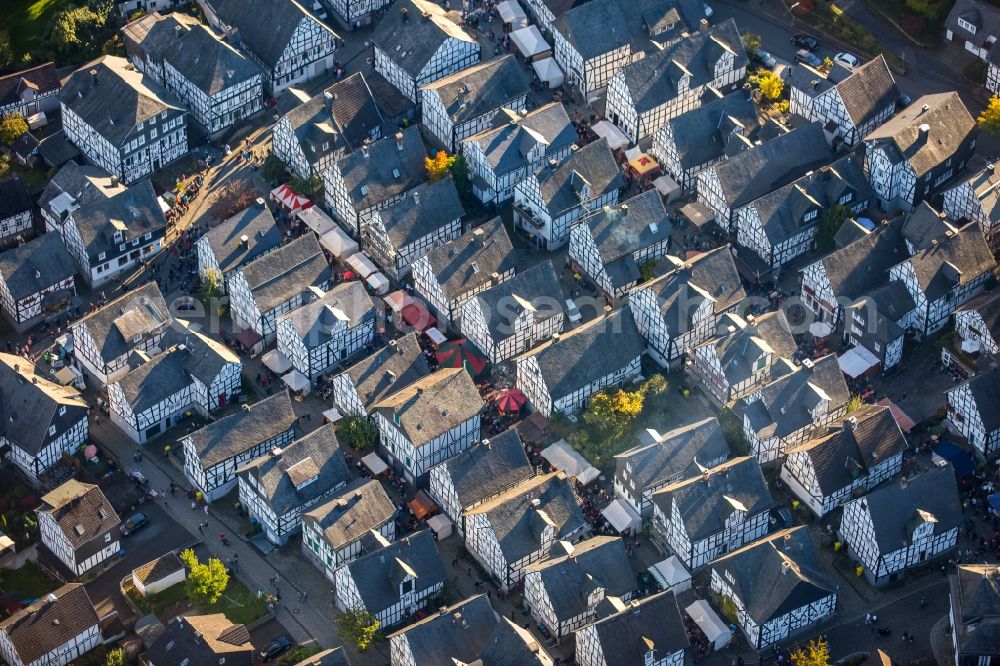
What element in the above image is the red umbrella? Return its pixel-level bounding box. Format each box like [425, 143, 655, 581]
[435, 338, 488, 375]
[494, 388, 526, 412]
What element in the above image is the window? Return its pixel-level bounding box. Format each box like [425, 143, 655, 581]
[104, 533, 111, 543]
[161, 110, 168, 119]
[804, 209, 818, 223]
[838, 192, 853, 205]
[59, 406, 67, 416]
[401, 579, 413, 594]
[98, 251, 106, 261]
[48, 425, 56, 436]
[958, 17, 977, 34]
[873, 341, 881, 352]
[119, 244, 126, 251]
[150, 128, 157, 139]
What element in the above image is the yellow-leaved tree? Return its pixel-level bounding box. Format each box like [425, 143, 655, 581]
[978, 96, 1000, 134]
[584, 388, 645, 435]
[425, 150, 456, 182]
[758, 70, 784, 102]
[790, 637, 832, 666]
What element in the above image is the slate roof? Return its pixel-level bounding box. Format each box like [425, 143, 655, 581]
[711, 122, 831, 210]
[70, 179, 168, 261]
[864, 92, 975, 177]
[954, 164, 1000, 229]
[236, 425, 351, 515]
[785, 405, 905, 495]
[711, 527, 836, 623]
[38, 162, 125, 216]
[949, 564, 1000, 657]
[615, 417, 730, 494]
[377, 177, 465, 249]
[0, 62, 61, 108]
[334, 126, 426, 213]
[903, 220, 995, 301]
[946, 0, 1000, 47]
[650, 456, 772, 540]
[36, 131, 81, 169]
[59, 55, 183, 148]
[533, 138, 623, 217]
[280, 280, 374, 346]
[373, 0, 478, 76]
[443, 428, 534, 510]
[344, 333, 432, 408]
[846, 280, 916, 344]
[817, 216, 908, 299]
[160, 23, 261, 96]
[524, 536, 634, 620]
[325, 73, 384, 149]
[73, 282, 170, 364]
[208, 0, 336, 68]
[960, 368, 1000, 432]
[552, 0, 646, 60]
[699, 310, 797, 386]
[902, 201, 955, 252]
[956, 290, 1000, 343]
[660, 90, 765, 171]
[0, 583, 99, 665]
[372, 368, 483, 446]
[744, 354, 851, 440]
[579, 190, 670, 288]
[0, 353, 88, 456]
[422, 217, 520, 300]
[345, 529, 447, 614]
[858, 464, 962, 553]
[186, 391, 297, 468]
[0, 176, 31, 221]
[421, 55, 531, 125]
[0, 233, 76, 301]
[525, 308, 646, 401]
[145, 614, 253, 666]
[304, 478, 395, 549]
[202, 203, 281, 274]
[588, 591, 690, 661]
[39, 480, 120, 553]
[473, 260, 563, 342]
[465, 473, 585, 563]
[240, 234, 331, 313]
[618, 19, 747, 113]
[464, 103, 576, 175]
[832, 56, 899, 127]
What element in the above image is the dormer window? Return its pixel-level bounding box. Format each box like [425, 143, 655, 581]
[133, 334, 143, 344]
[48, 425, 56, 436]
[803, 209, 819, 223]
[958, 17, 977, 34]
[838, 192, 853, 205]
[401, 579, 413, 595]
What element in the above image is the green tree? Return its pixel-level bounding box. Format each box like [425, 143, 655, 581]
[742, 32, 761, 55]
[820, 57, 833, 73]
[816, 204, 851, 252]
[199, 269, 224, 312]
[638, 259, 658, 284]
[289, 174, 322, 196]
[790, 637, 832, 666]
[756, 70, 784, 101]
[584, 387, 645, 435]
[104, 647, 125, 666]
[0, 29, 13, 68]
[262, 155, 287, 182]
[53, 6, 106, 60]
[336, 607, 381, 651]
[338, 415, 378, 452]
[179, 548, 230, 606]
[449, 153, 470, 197]
[846, 394, 864, 413]
[638, 373, 668, 397]
[978, 96, 1000, 134]
[0, 114, 28, 146]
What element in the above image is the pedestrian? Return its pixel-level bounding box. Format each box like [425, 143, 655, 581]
[191, 500, 197, 510]
[452, 558, 459, 566]
[204, 505, 209, 516]
[198, 523, 205, 534]
[919, 594, 926, 609]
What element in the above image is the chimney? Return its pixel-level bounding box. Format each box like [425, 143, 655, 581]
[987, 164, 996, 176]
[47, 593, 58, 603]
[844, 416, 858, 431]
[920, 103, 930, 113]
[35, 270, 41, 279]
[272, 447, 283, 458]
[361, 145, 369, 158]
[413, 191, 420, 205]
[240, 234, 249, 247]
[401, 6, 409, 21]
[395, 132, 404, 150]
[89, 69, 98, 86]
[482, 438, 491, 449]
[918, 123, 930, 139]
[111, 175, 119, 187]
[699, 18, 709, 32]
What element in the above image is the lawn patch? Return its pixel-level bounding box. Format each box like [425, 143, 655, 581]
[6, 0, 69, 61]
[129, 576, 268, 625]
[0, 560, 59, 604]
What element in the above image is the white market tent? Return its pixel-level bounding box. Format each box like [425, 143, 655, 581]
[362, 452, 389, 475]
[602, 497, 640, 533]
[366, 271, 390, 295]
[685, 600, 732, 650]
[282, 369, 311, 393]
[427, 514, 453, 540]
[511, 26, 551, 61]
[592, 120, 630, 150]
[346, 252, 378, 279]
[262, 349, 292, 374]
[322, 407, 343, 423]
[649, 556, 692, 593]
[320, 227, 358, 259]
[809, 321, 833, 338]
[532, 58, 564, 88]
[497, 0, 528, 28]
[297, 206, 336, 235]
[838, 344, 880, 378]
[425, 327, 447, 346]
[541, 439, 600, 484]
[653, 174, 681, 201]
[383, 290, 415, 314]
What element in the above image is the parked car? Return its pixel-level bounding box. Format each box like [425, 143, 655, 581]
[757, 50, 777, 69]
[896, 93, 913, 110]
[791, 33, 819, 51]
[795, 49, 823, 68]
[565, 298, 582, 323]
[259, 636, 293, 663]
[704, 3, 713, 17]
[834, 52, 860, 69]
[120, 513, 149, 537]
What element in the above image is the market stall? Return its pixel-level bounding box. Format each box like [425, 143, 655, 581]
[282, 369, 311, 394]
[362, 452, 389, 476]
[408, 490, 438, 520]
[837, 345, 880, 378]
[401, 302, 437, 332]
[684, 600, 732, 651]
[591, 120, 630, 150]
[652, 174, 681, 202]
[383, 290, 415, 314]
[427, 514, 453, 540]
[601, 497, 641, 533]
[679, 201, 716, 228]
[262, 349, 292, 374]
[511, 25, 551, 61]
[365, 271, 390, 295]
[649, 556, 691, 593]
[322, 408, 343, 424]
[497, 0, 528, 29]
[424, 326, 448, 348]
[532, 58, 564, 88]
[541, 439, 600, 484]
[270, 183, 312, 211]
[346, 252, 378, 279]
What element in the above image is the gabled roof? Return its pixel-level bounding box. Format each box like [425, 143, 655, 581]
[201, 203, 282, 274]
[325, 73, 384, 149]
[69, 179, 168, 260]
[615, 417, 730, 492]
[344, 333, 432, 408]
[376, 176, 465, 249]
[744, 354, 851, 440]
[421, 217, 520, 300]
[280, 94, 344, 165]
[950, 163, 1000, 228]
[421, 55, 531, 125]
[946, 0, 1000, 47]
[186, 391, 297, 468]
[902, 219, 995, 301]
[334, 125, 426, 213]
[208, 0, 337, 67]
[60, 55, 183, 148]
[831, 55, 899, 127]
[814, 216, 907, 300]
[279, 280, 375, 344]
[372, 0, 478, 76]
[239, 233, 332, 313]
[39, 479, 120, 550]
[864, 92, 975, 177]
[473, 260, 563, 342]
[146, 614, 253, 666]
[696, 310, 797, 386]
[949, 564, 1000, 657]
[0, 584, 99, 665]
[955, 368, 1000, 432]
[345, 529, 447, 613]
[160, 23, 262, 95]
[0, 176, 31, 221]
[902, 201, 955, 251]
[552, 0, 646, 60]
[955, 290, 1000, 342]
[304, 478, 395, 549]
[650, 456, 773, 540]
[0, 353, 87, 456]
[586, 591, 690, 662]
[0, 62, 61, 108]
[132, 552, 184, 585]
[577, 190, 670, 288]
[0, 233, 76, 301]
[711, 527, 836, 622]
[533, 138, 623, 217]
[38, 162, 125, 216]
[443, 428, 534, 511]
[659, 89, 766, 171]
[372, 368, 483, 446]
[464, 103, 576, 174]
[72, 282, 170, 364]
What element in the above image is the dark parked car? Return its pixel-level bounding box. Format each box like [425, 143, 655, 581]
[120, 512, 149, 536]
[259, 636, 292, 662]
[791, 33, 819, 51]
[795, 49, 823, 68]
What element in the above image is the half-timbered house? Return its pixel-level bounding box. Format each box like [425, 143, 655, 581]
[515, 307, 646, 417]
[371, 367, 483, 485]
[428, 428, 534, 533]
[569, 190, 672, 299]
[0, 62, 61, 120]
[372, 0, 480, 102]
[0, 583, 101, 666]
[196, 203, 282, 290]
[324, 126, 427, 238]
[743, 354, 852, 464]
[228, 233, 333, 350]
[38, 162, 125, 235]
[121, 12, 200, 81]
[460, 260, 564, 365]
[198, 0, 338, 96]
[464, 472, 588, 590]
[61, 56, 188, 184]
[37, 480, 120, 576]
[687, 310, 797, 405]
[411, 217, 519, 328]
[421, 55, 531, 152]
[709, 527, 838, 649]
[0, 177, 32, 248]
[941, 291, 1000, 376]
[273, 88, 366, 180]
[523, 536, 635, 641]
[107, 331, 243, 443]
[787, 55, 898, 147]
[182, 391, 299, 502]
[236, 425, 352, 545]
[388, 594, 554, 666]
[779, 405, 906, 516]
[838, 465, 961, 586]
[71, 282, 171, 386]
[946, 369, 1000, 458]
[605, 19, 748, 143]
[863, 92, 976, 212]
[614, 417, 730, 517]
[942, 163, 1000, 252]
[522, 0, 576, 32]
[462, 103, 576, 205]
[361, 177, 465, 279]
[329, 333, 431, 418]
[949, 564, 1000, 666]
[324, 72, 384, 148]
[840, 280, 916, 374]
[0, 354, 88, 486]
[334, 529, 447, 628]
[0, 233, 77, 332]
[145, 614, 253, 666]
[513, 138, 623, 249]
[697, 122, 831, 231]
[302, 478, 396, 580]
[650, 456, 772, 569]
[629, 245, 747, 368]
[575, 590, 689, 666]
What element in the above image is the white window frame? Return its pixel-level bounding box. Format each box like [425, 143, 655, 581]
[958, 17, 977, 34]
